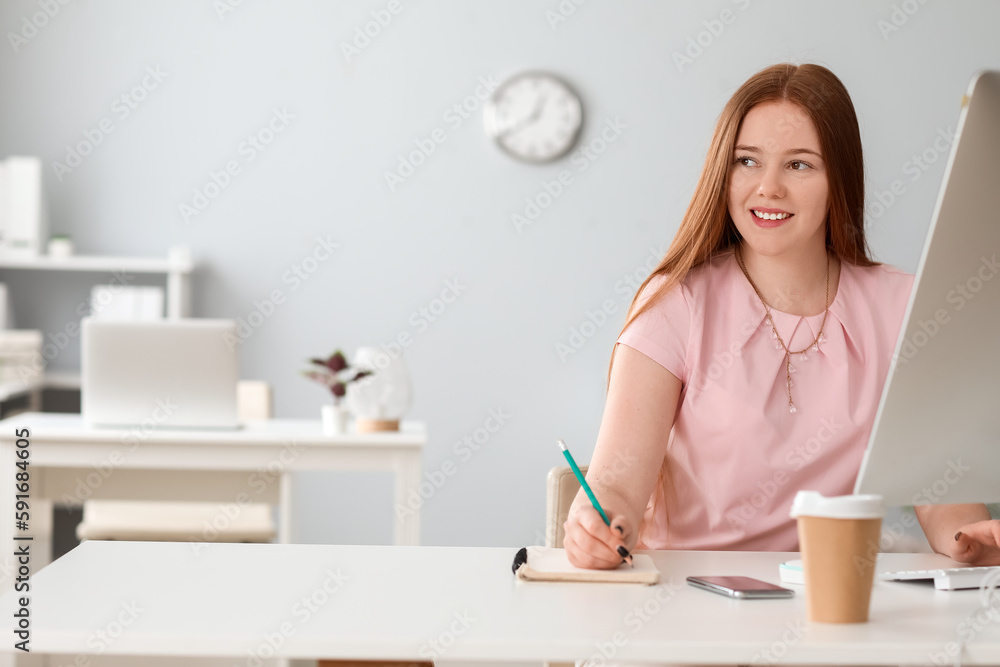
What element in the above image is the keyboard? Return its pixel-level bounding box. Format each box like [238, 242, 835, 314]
[879, 565, 1000, 591]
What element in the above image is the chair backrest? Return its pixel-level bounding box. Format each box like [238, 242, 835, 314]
[237, 380, 273, 420]
[545, 465, 587, 548]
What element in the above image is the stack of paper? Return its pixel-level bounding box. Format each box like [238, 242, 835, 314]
[0, 330, 43, 383]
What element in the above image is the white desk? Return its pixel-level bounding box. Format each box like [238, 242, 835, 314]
[0, 413, 426, 596]
[1, 541, 999, 665]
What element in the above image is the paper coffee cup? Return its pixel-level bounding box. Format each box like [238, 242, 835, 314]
[790, 491, 884, 623]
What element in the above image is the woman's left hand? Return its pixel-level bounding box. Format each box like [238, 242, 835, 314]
[950, 519, 1000, 565]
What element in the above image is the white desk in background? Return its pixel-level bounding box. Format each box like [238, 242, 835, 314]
[1, 541, 998, 666]
[0, 412, 426, 596]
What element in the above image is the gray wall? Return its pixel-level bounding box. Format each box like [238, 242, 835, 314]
[1, 0, 997, 548]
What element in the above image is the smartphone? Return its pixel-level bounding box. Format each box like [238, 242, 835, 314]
[686, 575, 795, 599]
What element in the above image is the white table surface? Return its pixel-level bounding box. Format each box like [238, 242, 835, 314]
[0, 413, 426, 599]
[2, 541, 998, 665]
[0, 412, 427, 446]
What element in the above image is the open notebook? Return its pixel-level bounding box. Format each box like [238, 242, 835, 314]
[512, 546, 660, 584]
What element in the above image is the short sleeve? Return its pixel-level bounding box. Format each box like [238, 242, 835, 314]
[616, 274, 691, 382]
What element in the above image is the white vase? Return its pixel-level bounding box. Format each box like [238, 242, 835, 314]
[47, 237, 73, 258]
[321, 404, 350, 435]
[345, 347, 414, 432]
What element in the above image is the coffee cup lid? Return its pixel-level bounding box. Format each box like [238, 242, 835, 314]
[789, 490, 884, 519]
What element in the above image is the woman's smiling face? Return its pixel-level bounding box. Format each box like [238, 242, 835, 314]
[728, 100, 830, 259]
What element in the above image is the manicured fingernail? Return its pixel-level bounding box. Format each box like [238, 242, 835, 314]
[511, 547, 528, 574]
[955, 531, 963, 541]
[617, 546, 630, 558]
[614, 524, 625, 535]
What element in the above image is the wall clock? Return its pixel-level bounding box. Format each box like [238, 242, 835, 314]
[483, 71, 584, 163]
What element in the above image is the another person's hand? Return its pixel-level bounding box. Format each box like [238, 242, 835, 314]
[950, 519, 1000, 565]
[563, 503, 634, 570]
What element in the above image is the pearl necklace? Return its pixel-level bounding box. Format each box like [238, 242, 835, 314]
[735, 246, 831, 414]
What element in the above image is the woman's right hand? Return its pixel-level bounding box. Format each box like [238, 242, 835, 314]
[563, 502, 635, 569]
[560, 343, 682, 570]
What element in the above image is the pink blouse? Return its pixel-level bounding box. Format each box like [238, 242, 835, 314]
[617, 250, 913, 551]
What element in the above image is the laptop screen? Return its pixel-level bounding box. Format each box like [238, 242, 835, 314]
[81, 318, 239, 430]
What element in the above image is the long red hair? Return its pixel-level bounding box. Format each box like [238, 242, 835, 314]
[610, 63, 876, 384]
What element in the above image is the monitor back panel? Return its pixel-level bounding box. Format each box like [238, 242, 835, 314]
[855, 71, 1000, 505]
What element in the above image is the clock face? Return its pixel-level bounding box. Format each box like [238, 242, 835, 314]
[483, 72, 583, 163]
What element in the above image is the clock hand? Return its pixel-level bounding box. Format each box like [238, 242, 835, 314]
[497, 95, 548, 140]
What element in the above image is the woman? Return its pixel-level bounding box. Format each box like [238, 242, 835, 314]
[564, 63, 1000, 570]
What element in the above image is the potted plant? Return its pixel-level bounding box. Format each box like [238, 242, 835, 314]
[303, 350, 372, 434]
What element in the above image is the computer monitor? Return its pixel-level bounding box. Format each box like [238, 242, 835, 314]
[854, 70, 1000, 506]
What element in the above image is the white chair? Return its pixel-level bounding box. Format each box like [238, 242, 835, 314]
[547, 464, 587, 548]
[75, 380, 276, 544]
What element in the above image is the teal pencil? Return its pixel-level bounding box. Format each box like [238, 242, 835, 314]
[557, 438, 611, 526]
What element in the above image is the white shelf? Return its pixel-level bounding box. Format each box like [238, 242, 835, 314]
[0, 377, 41, 402]
[0, 246, 193, 274]
[0, 373, 79, 402]
[0, 246, 193, 318]
[0, 254, 189, 273]
[38, 371, 80, 389]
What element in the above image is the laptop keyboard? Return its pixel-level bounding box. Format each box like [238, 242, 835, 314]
[880, 565, 1000, 590]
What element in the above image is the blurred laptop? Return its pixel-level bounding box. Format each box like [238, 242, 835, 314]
[81, 317, 239, 429]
